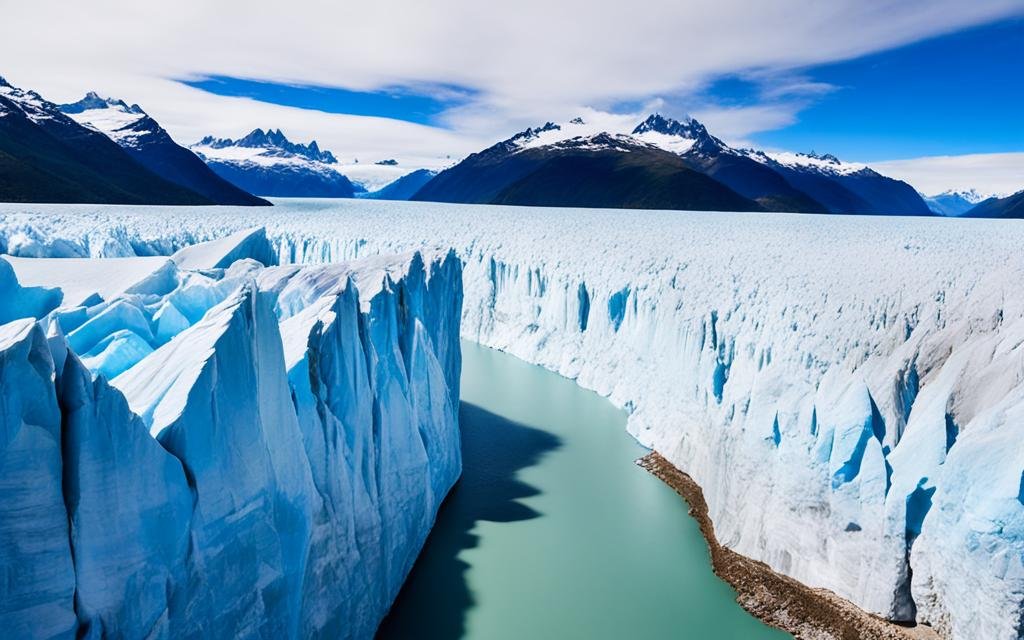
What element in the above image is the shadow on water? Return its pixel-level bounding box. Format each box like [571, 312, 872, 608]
[375, 401, 562, 640]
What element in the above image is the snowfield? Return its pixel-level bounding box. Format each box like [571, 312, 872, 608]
[0, 222, 463, 638]
[1, 198, 1023, 639]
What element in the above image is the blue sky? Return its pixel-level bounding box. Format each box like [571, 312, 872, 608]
[743, 18, 1024, 161]
[180, 76, 477, 127]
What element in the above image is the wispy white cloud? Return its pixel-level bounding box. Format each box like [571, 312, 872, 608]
[871, 153, 1024, 196]
[0, 0, 1021, 163]
[757, 77, 839, 102]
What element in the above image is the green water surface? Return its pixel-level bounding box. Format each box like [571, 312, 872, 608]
[377, 341, 789, 639]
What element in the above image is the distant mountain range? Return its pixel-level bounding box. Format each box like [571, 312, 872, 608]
[0, 76, 1017, 214]
[190, 129, 358, 197]
[963, 189, 1024, 218]
[921, 189, 993, 216]
[59, 93, 268, 206]
[413, 114, 935, 215]
[0, 77, 236, 205]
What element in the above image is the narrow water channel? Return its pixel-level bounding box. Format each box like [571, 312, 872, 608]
[377, 341, 789, 639]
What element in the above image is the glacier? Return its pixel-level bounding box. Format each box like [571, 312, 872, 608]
[1, 198, 1023, 639]
[0, 223, 463, 639]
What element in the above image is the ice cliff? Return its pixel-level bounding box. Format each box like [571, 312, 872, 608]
[0, 226, 463, 638]
[1, 200, 1023, 639]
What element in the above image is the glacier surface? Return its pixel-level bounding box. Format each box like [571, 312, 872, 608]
[1, 198, 1023, 639]
[0, 223, 463, 639]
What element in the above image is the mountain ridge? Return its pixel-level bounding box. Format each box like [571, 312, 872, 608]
[0, 77, 214, 205]
[963, 189, 1024, 219]
[412, 126, 764, 211]
[58, 93, 269, 206]
[922, 189, 997, 216]
[190, 129, 356, 197]
[412, 113, 934, 215]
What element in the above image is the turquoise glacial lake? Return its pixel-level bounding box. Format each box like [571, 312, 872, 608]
[377, 341, 789, 639]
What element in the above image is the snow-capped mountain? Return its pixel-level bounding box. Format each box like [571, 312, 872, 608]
[632, 114, 932, 215]
[59, 93, 149, 145]
[198, 128, 338, 163]
[412, 119, 763, 212]
[59, 93, 268, 206]
[632, 113, 724, 155]
[738, 148, 932, 215]
[415, 113, 934, 215]
[629, 115, 827, 212]
[922, 188, 995, 217]
[963, 188, 1024, 218]
[190, 129, 357, 197]
[0, 77, 212, 205]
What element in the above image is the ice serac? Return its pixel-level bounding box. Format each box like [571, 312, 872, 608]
[59, 351, 192, 638]
[0, 257, 62, 322]
[112, 285, 317, 638]
[4, 255, 176, 307]
[171, 226, 277, 270]
[261, 249, 462, 636]
[0, 233, 463, 638]
[0, 319, 77, 639]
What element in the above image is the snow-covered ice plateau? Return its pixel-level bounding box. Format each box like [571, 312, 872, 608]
[0, 219, 463, 639]
[1, 198, 1022, 639]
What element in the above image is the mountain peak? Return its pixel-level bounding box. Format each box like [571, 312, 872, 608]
[632, 113, 700, 136]
[931, 188, 993, 203]
[798, 151, 841, 165]
[501, 121, 562, 149]
[59, 93, 146, 116]
[632, 113, 727, 155]
[195, 128, 338, 164]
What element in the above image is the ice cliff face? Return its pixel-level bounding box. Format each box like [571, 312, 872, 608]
[1, 200, 1022, 639]
[0, 226, 462, 638]
[0, 319, 78, 639]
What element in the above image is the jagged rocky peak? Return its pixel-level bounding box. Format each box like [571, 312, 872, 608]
[199, 128, 338, 163]
[0, 79, 80, 124]
[797, 150, 842, 165]
[633, 113, 706, 138]
[632, 113, 726, 154]
[0, 79, 43, 102]
[507, 121, 561, 145]
[60, 92, 145, 115]
[558, 131, 639, 149]
[931, 188, 991, 203]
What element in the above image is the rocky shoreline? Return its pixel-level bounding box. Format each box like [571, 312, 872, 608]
[636, 452, 940, 640]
